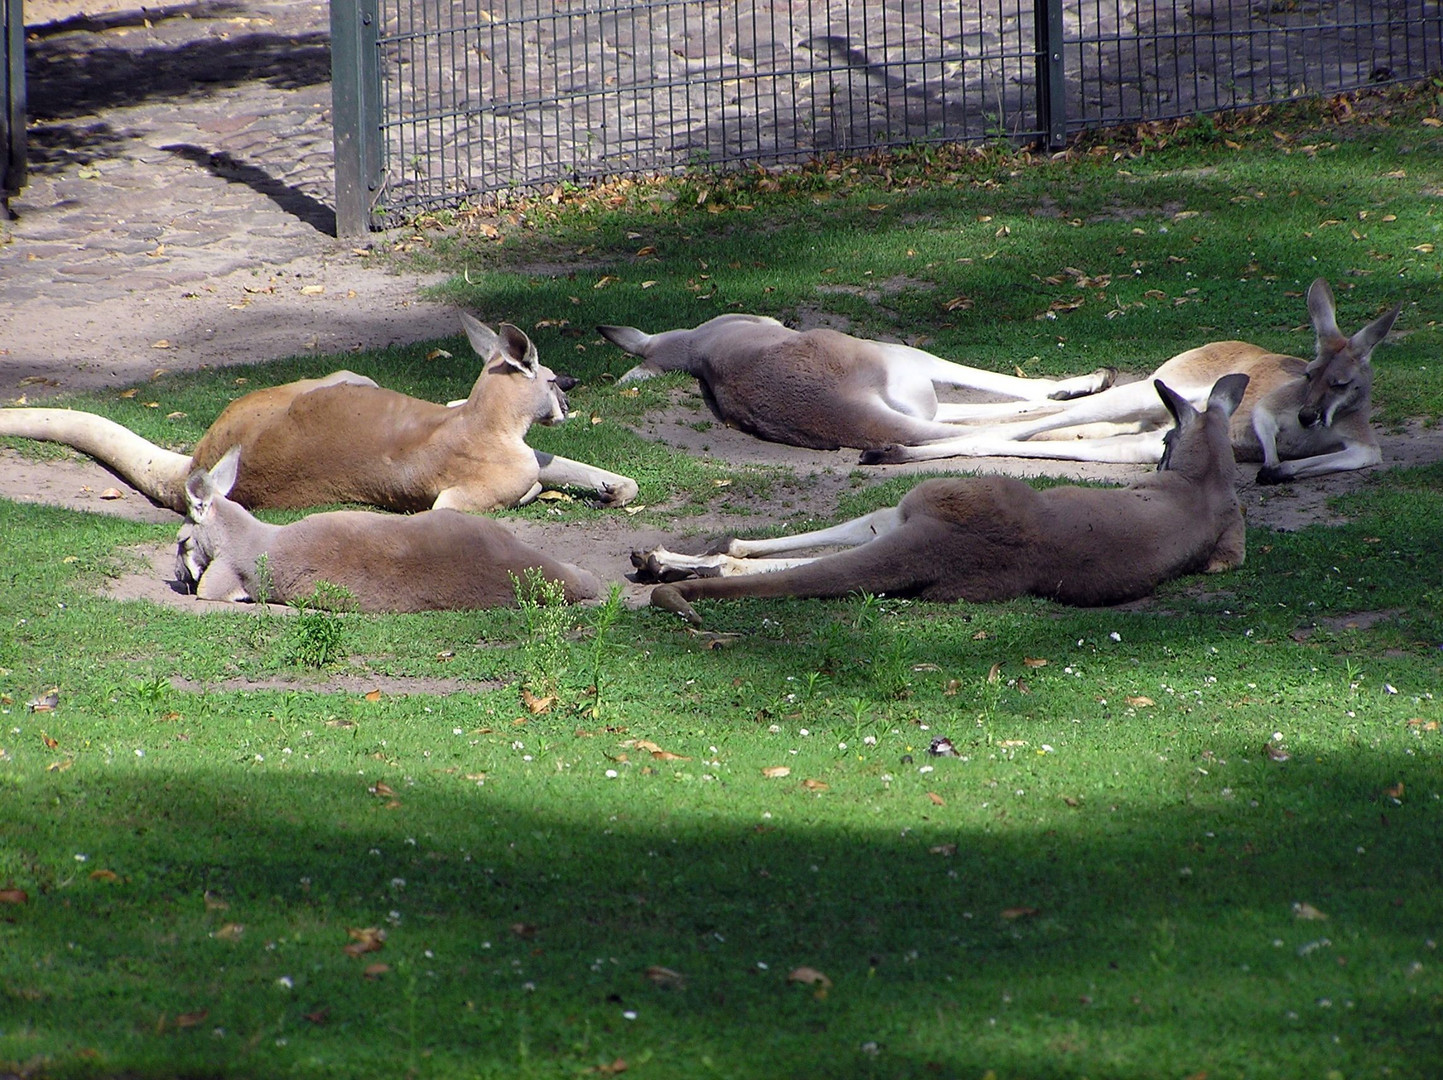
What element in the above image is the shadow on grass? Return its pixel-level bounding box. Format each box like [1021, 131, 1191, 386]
[4, 749, 1439, 1079]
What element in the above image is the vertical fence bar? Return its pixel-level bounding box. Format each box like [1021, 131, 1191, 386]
[331, 0, 383, 238]
[2, 0, 25, 202]
[1034, 0, 1066, 149]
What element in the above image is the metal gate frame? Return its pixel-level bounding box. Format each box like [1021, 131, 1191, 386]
[1, 0, 24, 208]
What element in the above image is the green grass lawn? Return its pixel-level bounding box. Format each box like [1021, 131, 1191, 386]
[2, 88, 1442, 1079]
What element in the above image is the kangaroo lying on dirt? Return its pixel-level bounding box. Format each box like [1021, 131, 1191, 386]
[0, 315, 638, 513]
[860, 279, 1399, 483]
[176, 447, 602, 611]
[637, 374, 1249, 625]
[597, 313, 1115, 450]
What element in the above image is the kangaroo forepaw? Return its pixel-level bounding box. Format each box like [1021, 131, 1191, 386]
[629, 550, 695, 584]
[1255, 465, 1292, 486]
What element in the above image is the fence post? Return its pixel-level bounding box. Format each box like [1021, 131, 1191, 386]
[1034, 0, 1066, 150]
[331, 0, 382, 238]
[2, 0, 25, 202]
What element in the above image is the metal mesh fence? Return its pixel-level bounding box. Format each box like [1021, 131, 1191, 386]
[362, 0, 1442, 224]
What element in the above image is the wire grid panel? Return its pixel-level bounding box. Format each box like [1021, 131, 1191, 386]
[373, 0, 1045, 220]
[1067, 0, 1443, 127]
[370, 0, 1443, 221]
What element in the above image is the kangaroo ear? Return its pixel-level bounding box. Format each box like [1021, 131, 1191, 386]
[1350, 300, 1401, 359]
[460, 312, 499, 358]
[184, 447, 238, 518]
[495, 323, 540, 379]
[1307, 278, 1345, 344]
[1207, 373, 1250, 417]
[1153, 379, 1196, 428]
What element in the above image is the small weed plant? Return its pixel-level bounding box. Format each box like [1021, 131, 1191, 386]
[283, 581, 356, 668]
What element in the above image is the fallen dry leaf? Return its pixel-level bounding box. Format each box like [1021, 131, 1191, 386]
[801, 778, 829, 792]
[595, 1059, 628, 1076]
[363, 963, 390, 979]
[1125, 696, 1155, 708]
[0, 888, 29, 905]
[99, 487, 125, 500]
[1001, 906, 1039, 920]
[510, 922, 538, 939]
[1292, 901, 1328, 921]
[175, 1009, 209, 1028]
[343, 926, 386, 957]
[930, 843, 958, 857]
[927, 791, 945, 806]
[303, 1006, 331, 1025]
[643, 964, 687, 990]
[1022, 657, 1049, 668]
[88, 869, 119, 883]
[364, 689, 384, 703]
[40, 732, 58, 750]
[212, 923, 245, 941]
[521, 689, 556, 715]
[1383, 782, 1405, 799]
[761, 766, 791, 779]
[787, 965, 833, 989]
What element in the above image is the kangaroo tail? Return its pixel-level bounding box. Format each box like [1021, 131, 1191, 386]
[0, 408, 193, 511]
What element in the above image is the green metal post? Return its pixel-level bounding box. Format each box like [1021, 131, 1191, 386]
[1034, 0, 1066, 151]
[331, 0, 382, 238]
[2, 0, 25, 202]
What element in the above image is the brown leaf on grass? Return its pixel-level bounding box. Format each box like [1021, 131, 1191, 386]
[930, 843, 957, 856]
[175, 1008, 209, 1028]
[88, 869, 119, 883]
[0, 887, 29, 905]
[326, 719, 358, 730]
[1022, 657, 1049, 668]
[40, 732, 58, 749]
[761, 766, 791, 779]
[595, 1059, 629, 1076]
[644, 964, 687, 990]
[100, 487, 126, 500]
[510, 922, 539, 940]
[1264, 742, 1290, 762]
[986, 662, 1003, 683]
[363, 963, 390, 979]
[1001, 906, 1039, 920]
[1383, 782, 1405, 800]
[370, 781, 397, 798]
[364, 689, 383, 702]
[212, 923, 244, 941]
[943, 679, 962, 696]
[343, 927, 386, 957]
[1292, 901, 1328, 921]
[303, 1006, 331, 1025]
[1125, 696, 1155, 708]
[927, 792, 945, 806]
[521, 689, 555, 715]
[46, 759, 73, 773]
[203, 891, 229, 912]
[801, 779, 829, 792]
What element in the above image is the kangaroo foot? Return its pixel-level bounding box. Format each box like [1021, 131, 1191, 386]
[650, 584, 703, 626]
[1049, 367, 1118, 400]
[858, 445, 906, 465]
[1255, 465, 1293, 486]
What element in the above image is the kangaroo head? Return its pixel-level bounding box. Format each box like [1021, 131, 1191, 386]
[1301, 278, 1399, 429]
[460, 313, 569, 427]
[1155, 373, 1249, 477]
[175, 446, 243, 588]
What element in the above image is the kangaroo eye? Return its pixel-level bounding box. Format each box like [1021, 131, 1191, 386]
[1330, 380, 1352, 391]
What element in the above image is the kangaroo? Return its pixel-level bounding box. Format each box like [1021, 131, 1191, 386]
[0, 314, 639, 513]
[175, 447, 602, 611]
[597, 313, 1115, 451]
[637, 375, 1249, 626]
[859, 279, 1399, 484]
